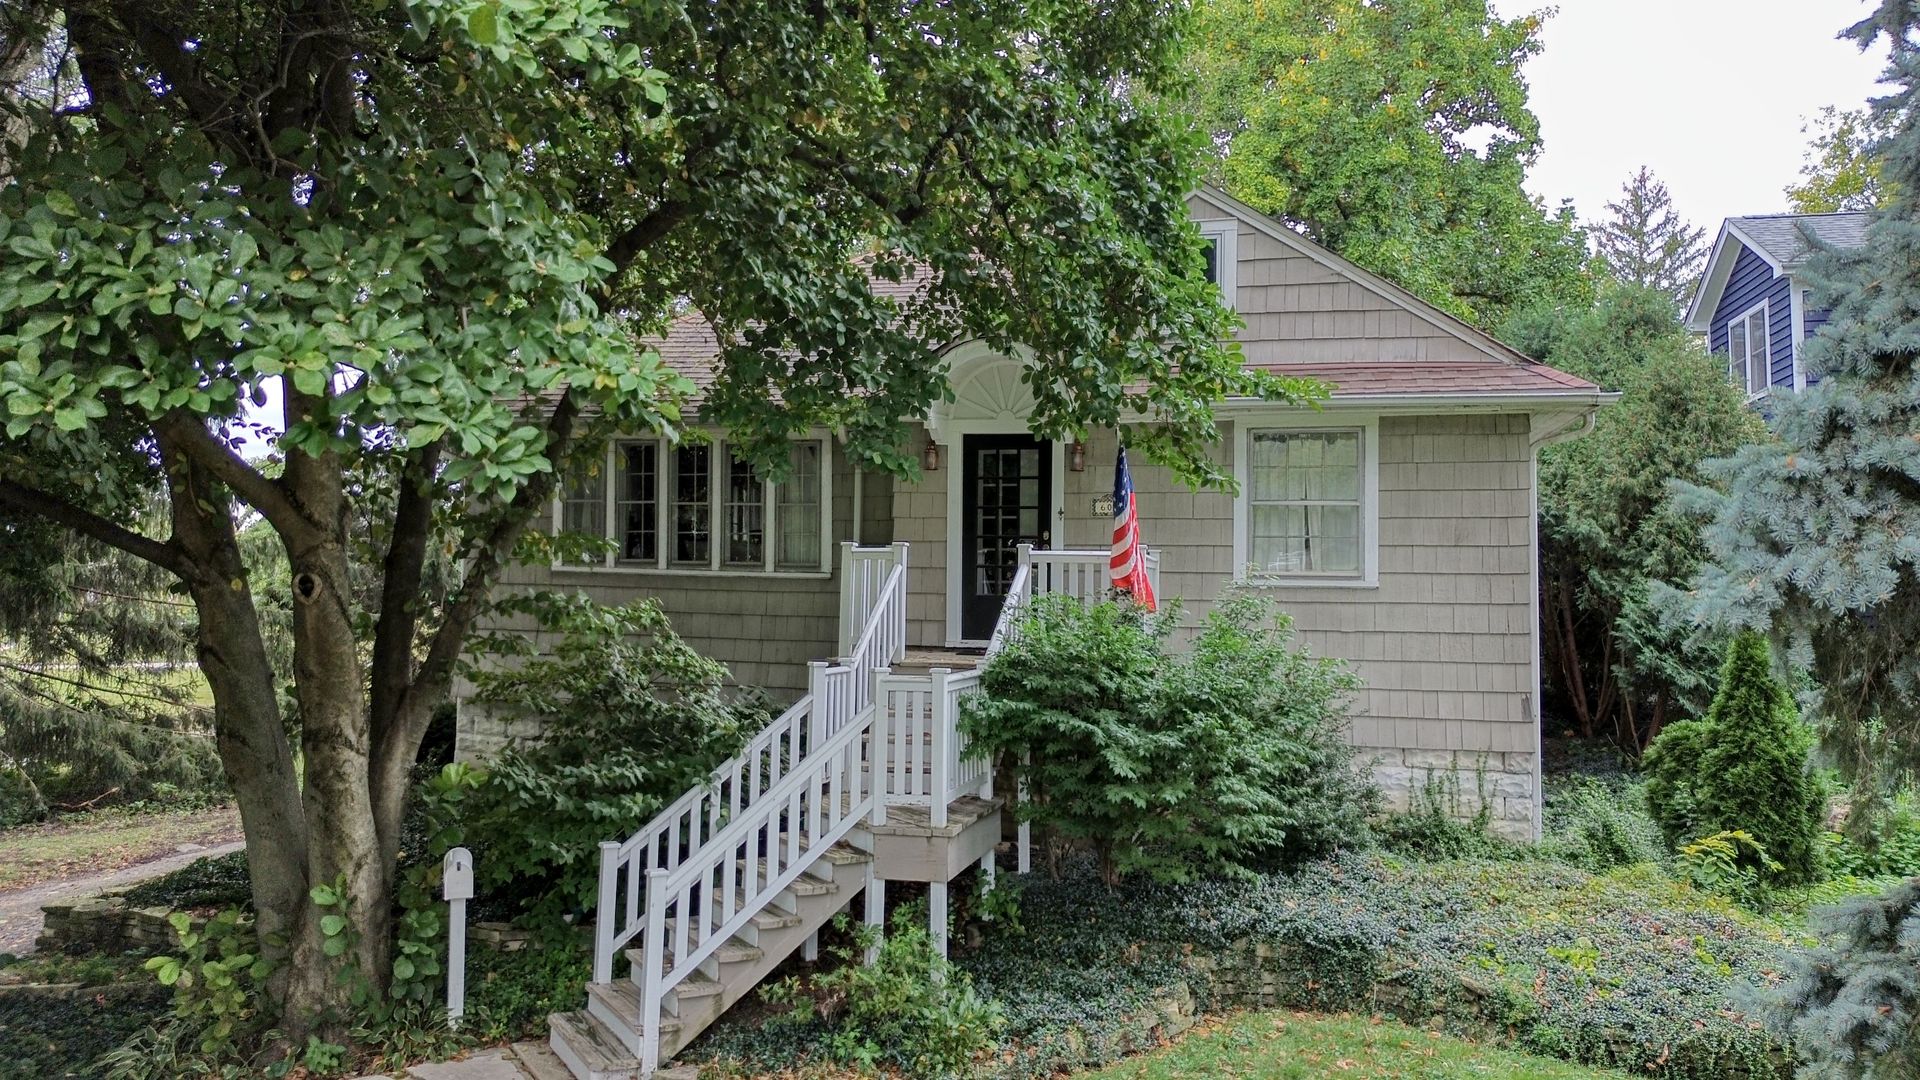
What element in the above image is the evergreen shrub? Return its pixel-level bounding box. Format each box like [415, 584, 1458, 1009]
[1643, 633, 1825, 884]
[962, 590, 1373, 884]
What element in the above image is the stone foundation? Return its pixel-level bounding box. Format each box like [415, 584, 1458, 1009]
[1368, 748, 1538, 841]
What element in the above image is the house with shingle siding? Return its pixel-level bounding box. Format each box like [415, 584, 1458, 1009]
[463, 186, 1615, 842]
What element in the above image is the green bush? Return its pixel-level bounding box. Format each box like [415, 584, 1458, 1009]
[1643, 633, 1825, 884]
[0, 980, 169, 1079]
[1375, 767, 1515, 862]
[0, 762, 46, 827]
[463, 595, 756, 923]
[1827, 789, 1920, 878]
[759, 911, 1005, 1079]
[964, 590, 1372, 884]
[121, 850, 252, 911]
[1541, 777, 1666, 872]
[464, 942, 591, 1044]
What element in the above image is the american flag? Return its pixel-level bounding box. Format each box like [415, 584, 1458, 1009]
[1110, 447, 1158, 611]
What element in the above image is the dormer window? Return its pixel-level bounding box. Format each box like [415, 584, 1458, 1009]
[1197, 219, 1237, 310]
[1727, 301, 1770, 396]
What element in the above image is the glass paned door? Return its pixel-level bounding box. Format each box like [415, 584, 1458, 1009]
[960, 434, 1051, 640]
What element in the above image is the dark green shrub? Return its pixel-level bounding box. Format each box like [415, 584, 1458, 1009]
[1827, 790, 1920, 879]
[464, 941, 591, 1044]
[1761, 878, 1920, 1079]
[760, 911, 1005, 1079]
[463, 595, 755, 923]
[963, 590, 1373, 884]
[0, 762, 45, 827]
[0, 981, 169, 1079]
[1643, 633, 1825, 884]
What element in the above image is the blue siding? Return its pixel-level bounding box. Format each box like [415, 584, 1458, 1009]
[1709, 243, 1794, 390]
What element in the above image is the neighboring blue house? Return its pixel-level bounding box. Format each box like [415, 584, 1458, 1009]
[1685, 211, 1873, 397]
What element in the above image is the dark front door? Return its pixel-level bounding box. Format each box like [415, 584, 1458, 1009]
[960, 434, 1052, 640]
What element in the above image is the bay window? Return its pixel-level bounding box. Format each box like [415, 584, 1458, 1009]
[554, 436, 831, 574]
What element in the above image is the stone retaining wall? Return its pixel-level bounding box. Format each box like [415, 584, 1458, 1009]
[1368, 748, 1537, 841]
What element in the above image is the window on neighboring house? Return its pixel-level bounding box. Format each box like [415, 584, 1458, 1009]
[1246, 429, 1364, 578]
[1727, 302, 1770, 396]
[555, 437, 831, 573]
[1197, 220, 1237, 309]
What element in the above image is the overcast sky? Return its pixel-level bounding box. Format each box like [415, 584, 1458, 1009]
[1505, 0, 1891, 235]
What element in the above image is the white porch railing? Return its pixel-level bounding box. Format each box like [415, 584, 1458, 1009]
[591, 543, 908, 988]
[838, 541, 908, 656]
[871, 666, 990, 828]
[634, 701, 877, 1072]
[988, 543, 1162, 652]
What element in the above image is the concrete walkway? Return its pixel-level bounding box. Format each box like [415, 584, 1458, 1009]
[358, 1042, 696, 1080]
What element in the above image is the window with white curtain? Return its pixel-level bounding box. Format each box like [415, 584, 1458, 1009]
[554, 436, 830, 573]
[1246, 429, 1365, 578]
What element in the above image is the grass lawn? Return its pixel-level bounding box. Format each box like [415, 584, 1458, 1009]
[0, 805, 239, 892]
[1083, 1012, 1628, 1080]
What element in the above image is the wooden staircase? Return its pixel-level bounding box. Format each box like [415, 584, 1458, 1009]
[547, 542, 1137, 1078]
[550, 842, 874, 1080]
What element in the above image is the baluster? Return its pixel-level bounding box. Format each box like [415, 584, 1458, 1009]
[931, 669, 951, 827]
[625, 850, 641, 937]
[722, 835, 738, 926]
[672, 882, 690, 971]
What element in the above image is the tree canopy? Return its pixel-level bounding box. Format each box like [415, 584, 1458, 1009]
[0, 0, 1298, 1035]
[1677, 2, 1920, 798]
[1592, 167, 1708, 308]
[1188, 0, 1593, 327]
[1785, 104, 1897, 214]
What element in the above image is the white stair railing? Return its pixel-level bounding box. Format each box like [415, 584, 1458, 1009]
[635, 692, 878, 1071]
[591, 543, 908, 988]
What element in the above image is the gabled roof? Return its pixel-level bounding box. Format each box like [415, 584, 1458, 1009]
[643, 191, 1608, 411]
[1684, 211, 1876, 331]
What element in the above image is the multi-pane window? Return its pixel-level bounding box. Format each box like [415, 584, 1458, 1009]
[555, 437, 829, 573]
[723, 451, 764, 566]
[616, 442, 657, 562]
[558, 469, 606, 566]
[1727, 302, 1770, 395]
[1247, 429, 1363, 577]
[672, 445, 712, 565]
[777, 442, 824, 569]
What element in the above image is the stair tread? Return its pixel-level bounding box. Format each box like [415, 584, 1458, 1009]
[587, 979, 685, 1034]
[731, 861, 839, 895]
[625, 938, 763, 968]
[548, 1010, 638, 1076]
[772, 836, 872, 865]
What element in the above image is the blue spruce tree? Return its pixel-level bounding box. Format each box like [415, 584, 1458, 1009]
[1677, 5, 1920, 791]
[1681, 8, 1920, 1075]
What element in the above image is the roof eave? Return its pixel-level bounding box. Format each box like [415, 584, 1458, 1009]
[1217, 389, 1620, 412]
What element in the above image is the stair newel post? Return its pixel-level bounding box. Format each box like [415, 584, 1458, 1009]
[594, 842, 619, 985]
[871, 666, 891, 827]
[930, 667, 952, 829]
[806, 661, 829, 755]
[640, 867, 669, 1071]
[836, 541, 857, 657]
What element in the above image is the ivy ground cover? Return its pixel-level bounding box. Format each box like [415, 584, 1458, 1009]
[962, 852, 1797, 1079]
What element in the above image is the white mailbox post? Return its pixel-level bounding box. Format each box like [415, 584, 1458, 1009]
[442, 846, 474, 1026]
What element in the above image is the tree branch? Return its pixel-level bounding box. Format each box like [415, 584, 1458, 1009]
[0, 478, 186, 575]
[154, 411, 321, 544]
[605, 203, 689, 282]
[367, 440, 443, 741]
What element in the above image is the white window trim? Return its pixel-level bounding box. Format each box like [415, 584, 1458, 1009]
[551, 433, 834, 578]
[1726, 299, 1771, 400]
[1197, 218, 1238, 311]
[1231, 414, 1380, 589]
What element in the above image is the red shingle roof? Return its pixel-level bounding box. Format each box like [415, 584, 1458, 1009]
[1246, 361, 1600, 397]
